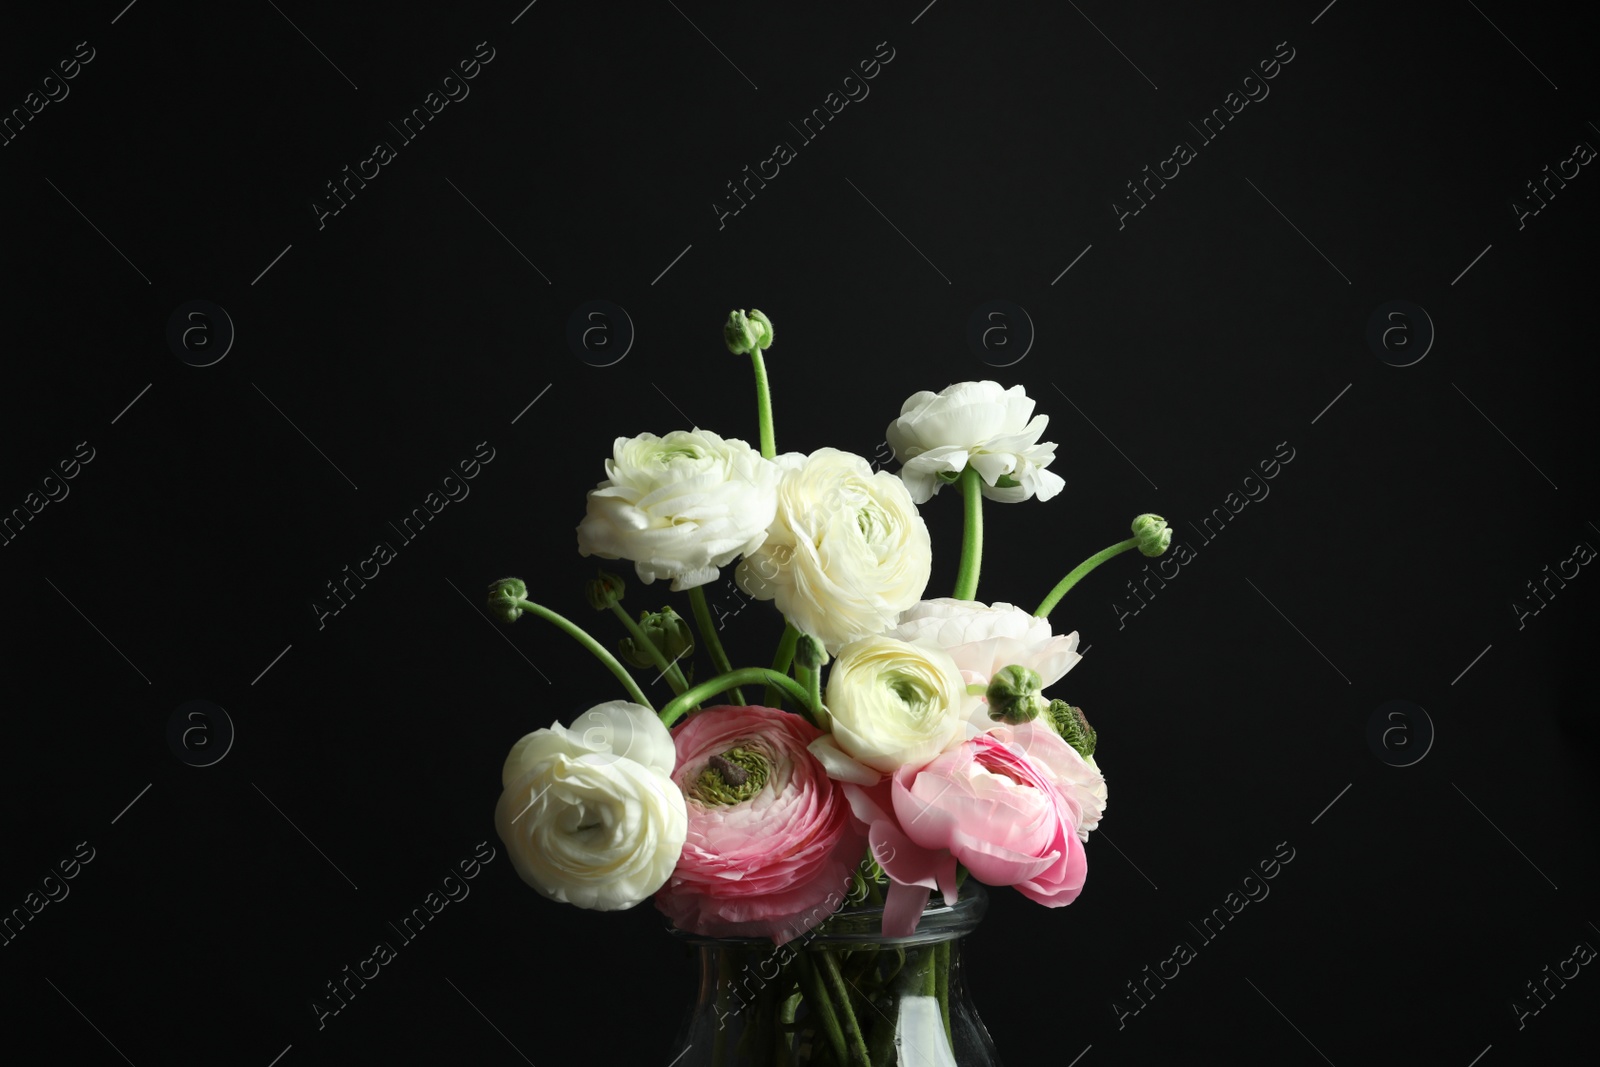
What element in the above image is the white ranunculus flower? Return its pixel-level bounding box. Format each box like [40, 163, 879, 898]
[1080, 755, 1107, 840]
[892, 598, 1082, 728]
[886, 381, 1066, 504]
[809, 636, 965, 783]
[494, 701, 688, 912]
[577, 428, 782, 591]
[735, 448, 931, 653]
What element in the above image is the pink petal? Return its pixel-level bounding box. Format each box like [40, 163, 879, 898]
[883, 881, 932, 937]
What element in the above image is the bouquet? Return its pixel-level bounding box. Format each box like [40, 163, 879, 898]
[487, 309, 1170, 1064]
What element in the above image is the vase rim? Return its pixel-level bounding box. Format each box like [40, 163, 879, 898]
[666, 882, 989, 948]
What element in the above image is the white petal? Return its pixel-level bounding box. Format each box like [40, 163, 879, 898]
[807, 734, 883, 785]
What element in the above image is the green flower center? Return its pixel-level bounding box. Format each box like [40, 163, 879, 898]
[689, 745, 772, 805]
[883, 671, 940, 726]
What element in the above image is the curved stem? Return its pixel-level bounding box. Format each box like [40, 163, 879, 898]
[608, 603, 688, 697]
[951, 466, 984, 600]
[750, 348, 776, 459]
[659, 668, 816, 728]
[688, 585, 747, 705]
[794, 955, 848, 1067]
[1032, 537, 1139, 618]
[805, 661, 826, 731]
[765, 623, 800, 707]
[817, 951, 871, 1067]
[793, 661, 832, 733]
[511, 598, 652, 710]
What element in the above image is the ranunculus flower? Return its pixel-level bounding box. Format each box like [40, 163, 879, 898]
[886, 381, 1066, 504]
[807, 636, 966, 785]
[494, 701, 688, 911]
[892, 598, 1082, 729]
[844, 722, 1106, 936]
[735, 448, 931, 652]
[655, 706, 866, 944]
[577, 428, 782, 591]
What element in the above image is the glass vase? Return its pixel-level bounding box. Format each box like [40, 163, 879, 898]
[665, 883, 1002, 1066]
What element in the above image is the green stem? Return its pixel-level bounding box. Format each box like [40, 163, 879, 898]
[1032, 536, 1140, 618]
[776, 991, 800, 1067]
[805, 661, 826, 731]
[751, 348, 776, 459]
[934, 942, 951, 1044]
[795, 954, 849, 1067]
[659, 668, 817, 728]
[952, 466, 984, 600]
[607, 603, 688, 697]
[511, 599, 652, 710]
[688, 585, 748, 705]
[817, 952, 872, 1067]
[765, 623, 800, 707]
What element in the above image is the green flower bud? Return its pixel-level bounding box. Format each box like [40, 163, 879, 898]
[486, 577, 527, 623]
[985, 664, 1048, 724]
[1046, 700, 1097, 758]
[723, 308, 775, 355]
[1131, 513, 1171, 557]
[688, 746, 771, 805]
[794, 632, 828, 671]
[584, 569, 626, 611]
[618, 607, 694, 669]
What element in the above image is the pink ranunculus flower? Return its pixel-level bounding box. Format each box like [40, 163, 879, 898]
[844, 721, 1105, 936]
[892, 598, 1082, 729]
[656, 706, 867, 945]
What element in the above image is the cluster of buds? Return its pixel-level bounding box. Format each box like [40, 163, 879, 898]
[985, 665, 1097, 759]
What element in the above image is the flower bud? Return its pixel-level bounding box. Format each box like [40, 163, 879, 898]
[487, 577, 527, 623]
[723, 308, 775, 355]
[619, 607, 695, 669]
[1046, 700, 1097, 758]
[794, 632, 828, 671]
[985, 664, 1048, 724]
[1131, 513, 1171, 557]
[584, 569, 626, 611]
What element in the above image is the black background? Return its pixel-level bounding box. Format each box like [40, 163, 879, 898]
[2, 1, 1596, 1064]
